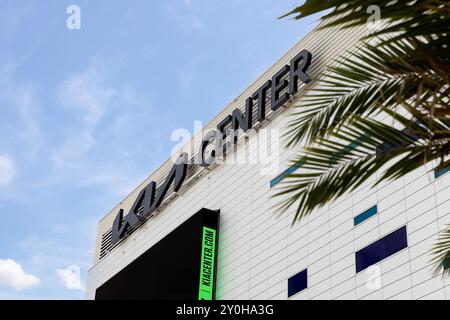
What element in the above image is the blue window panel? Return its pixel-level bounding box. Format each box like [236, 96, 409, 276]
[355, 226, 408, 273]
[270, 161, 304, 188]
[354, 205, 378, 226]
[288, 269, 307, 297]
[434, 167, 450, 179]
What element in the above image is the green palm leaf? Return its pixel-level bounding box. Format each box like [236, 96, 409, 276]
[281, 0, 450, 42]
[279, 0, 450, 278]
[286, 36, 447, 147]
[431, 227, 450, 277]
[276, 115, 449, 221]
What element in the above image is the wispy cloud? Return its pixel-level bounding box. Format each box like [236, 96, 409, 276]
[10, 86, 42, 142]
[16, 222, 96, 270]
[0, 259, 40, 291]
[59, 66, 114, 127]
[53, 62, 115, 167]
[52, 132, 96, 169]
[165, 3, 204, 31]
[0, 155, 15, 187]
[0, 80, 44, 159]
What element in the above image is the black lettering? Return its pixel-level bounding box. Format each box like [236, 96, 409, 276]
[217, 115, 232, 139]
[289, 50, 312, 94]
[216, 115, 232, 157]
[151, 153, 187, 209]
[271, 65, 290, 111]
[231, 97, 253, 133]
[133, 181, 156, 219]
[111, 153, 188, 244]
[252, 80, 271, 122]
[198, 130, 221, 167]
[111, 208, 139, 245]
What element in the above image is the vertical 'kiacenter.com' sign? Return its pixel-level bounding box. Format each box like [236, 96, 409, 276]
[198, 226, 217, 300]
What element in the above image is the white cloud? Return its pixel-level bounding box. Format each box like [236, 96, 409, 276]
[0, 155, 15, 187]
[0, 259, 40, 291]
[53, 63, 115, 166]
[56, 265, 84, 291]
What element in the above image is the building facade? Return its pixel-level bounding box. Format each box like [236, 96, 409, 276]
[85, 21, 450, 300]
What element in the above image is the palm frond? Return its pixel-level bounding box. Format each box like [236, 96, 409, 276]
[279, 0, 450, 277]
[431, 227, 450, 277]
[276, 113, 449, 222]
[286, 36, 448, 148]
[281, 0, 450, 42]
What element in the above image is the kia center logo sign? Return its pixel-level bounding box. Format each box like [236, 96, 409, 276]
[111, 153, 188, 245]
[111, 49, 313, 245]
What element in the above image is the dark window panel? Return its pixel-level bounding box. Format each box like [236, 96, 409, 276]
[355, 226, 408, 273]
[288, 269, 307, 297]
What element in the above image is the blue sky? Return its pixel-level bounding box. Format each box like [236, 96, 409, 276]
[0, 0, 319, 299]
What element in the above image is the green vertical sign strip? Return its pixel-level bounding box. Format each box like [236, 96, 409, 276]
[198, 226, 216, 300]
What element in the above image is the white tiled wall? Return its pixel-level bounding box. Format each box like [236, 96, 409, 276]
[85, 103, 450, 299]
